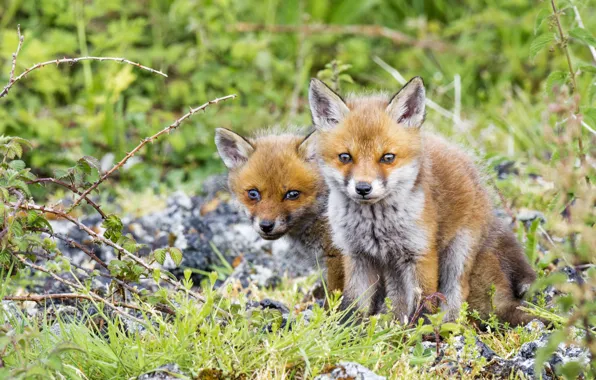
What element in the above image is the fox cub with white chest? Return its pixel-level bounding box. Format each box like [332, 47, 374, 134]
[309, 77, 532, 321]
[214, 127, 345, 292]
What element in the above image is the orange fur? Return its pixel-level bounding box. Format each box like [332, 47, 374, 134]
[311, 77, 537, 323]
[217, 129, 345, 292]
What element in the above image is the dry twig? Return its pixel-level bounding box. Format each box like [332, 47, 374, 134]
[68, 94, 237, 211]
[0, 190, 25, 240]
[1, 25, 167, 99]
[11, 254, 147, 325]
[11, 202, 231, 319]
[28, 178, 107, 219]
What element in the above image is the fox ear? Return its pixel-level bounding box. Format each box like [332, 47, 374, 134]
[297, 131, 318, 162]
[214, 128, 254, 169]
[386, 77, 426, 128]
[308, 78, 349, 131]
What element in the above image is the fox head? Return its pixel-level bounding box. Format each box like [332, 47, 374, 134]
[215, 128, 322, 240]
[309, 77, 426, 204]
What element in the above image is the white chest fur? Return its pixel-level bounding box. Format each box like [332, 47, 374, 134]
[327, 188, 427, 264]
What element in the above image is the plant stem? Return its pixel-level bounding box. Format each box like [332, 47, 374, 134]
[550, 0, 578, 96]
[550, 0, 587, 173]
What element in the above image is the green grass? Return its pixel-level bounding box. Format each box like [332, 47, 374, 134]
[0, 273, 554, 379]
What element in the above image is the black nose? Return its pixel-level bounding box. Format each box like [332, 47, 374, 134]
[355, 182, 372, 196]
[259, 220, 275, 233]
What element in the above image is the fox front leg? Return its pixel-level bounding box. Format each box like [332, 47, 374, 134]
[439, 230, 474, 321]
[383, 263, 420, 323]
[340, 255, 381, 315]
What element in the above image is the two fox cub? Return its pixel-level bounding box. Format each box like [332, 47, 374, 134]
[216, 77, 537, 325]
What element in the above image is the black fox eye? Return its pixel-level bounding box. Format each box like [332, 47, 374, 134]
[380, 153, 395, 163]
[247, 189, 261, 201]
[338, 153, 352, 163]
[284, 190, 300, 200]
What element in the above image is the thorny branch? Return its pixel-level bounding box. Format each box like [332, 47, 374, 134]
[22, 228, 176, 316]
[10, 202, 232, 318]
[8, 25, 24, 85]
[10, 254, 147, 325]
[28, 178, 107, 219]
[1, 25, 167, 99]
[3, 293, 144, 313]
[0, 25, 236, 324]
[234, 23, 456, 53]
[68, 94, 237, 212]
[0, 190, 25, 240]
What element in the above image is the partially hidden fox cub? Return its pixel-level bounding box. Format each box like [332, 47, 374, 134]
[309, 77, 537, 322]
[214, 128, 345, 292]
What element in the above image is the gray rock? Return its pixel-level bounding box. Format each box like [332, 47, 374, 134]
[494, 160, 519, 179]
[1, 301, 24, 325]
[138, 363, 184, 380]
[524, 319, 546, 333]
[484, 331, 590, 379]
[517, 209, 546, 225]
[450, 335, 497, 361]
[314, 361, 385, 380]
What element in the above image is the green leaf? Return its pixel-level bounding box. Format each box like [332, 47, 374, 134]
[79, 156, 101, 172]
[534, 8, 552, 34]
[525, 219, 540, 264]
[118, 234, 143, 254]
[102, 214, 123, 243]
[53, 168, 70, 179]
[439, 322, 460, 334]
[582, 107, 596, 128]
[578, 64, 596, 74]
[569, 28, 596, 47]
[153, 248, 167, 265]
[169, 247, 183, 266]
[559, 361, 584, 380]
[530, 33, 555, 60]
[544, 71, 568, 93]
[152, 268, 161, 283]
[339, 74, 354, 84]
[529, 272, 568, 293]
[8, 160, 26, 171]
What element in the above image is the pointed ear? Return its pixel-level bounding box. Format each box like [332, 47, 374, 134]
[308, 78, 349, 131]
[214, 128, 254, 169]
[386, 76, 426, 128]
[297, 131, 318, 162]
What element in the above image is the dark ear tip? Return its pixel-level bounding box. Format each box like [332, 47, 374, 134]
[310, 78, 325, 87]
[410, 76, 424, 86]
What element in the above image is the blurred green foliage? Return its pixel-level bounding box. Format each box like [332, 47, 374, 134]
[0, 0, 594, 193]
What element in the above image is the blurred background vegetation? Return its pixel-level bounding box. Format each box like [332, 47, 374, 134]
[0, 2, 595, 377]
[0, 0, 594, 194]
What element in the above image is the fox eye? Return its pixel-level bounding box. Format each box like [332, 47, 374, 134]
[380, 153, 395, 163]
[284, 190, 300, 200]
[247, 189, 261, 201]
[338, 153, 352, 163]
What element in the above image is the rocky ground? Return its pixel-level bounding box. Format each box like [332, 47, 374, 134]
[2, 170, 592, 379]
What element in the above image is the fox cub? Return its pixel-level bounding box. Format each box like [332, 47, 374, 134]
[214, 128, 345, 291]
[309, 77, 534, 321]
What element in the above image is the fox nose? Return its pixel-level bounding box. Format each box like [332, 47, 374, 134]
[355, 182, 372, 196]
[259, 220, 275, 233]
